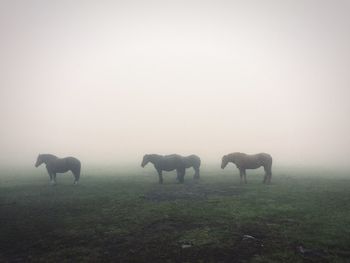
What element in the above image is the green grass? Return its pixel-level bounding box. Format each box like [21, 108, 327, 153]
[0, 167, 349, 262]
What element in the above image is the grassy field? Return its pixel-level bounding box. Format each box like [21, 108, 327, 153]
[0, 166, 349, 262]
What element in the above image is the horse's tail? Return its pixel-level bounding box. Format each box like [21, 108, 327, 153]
[194, 155, 201, 179]
[266, 155, 272, 183]
[77, 161, 81, 179]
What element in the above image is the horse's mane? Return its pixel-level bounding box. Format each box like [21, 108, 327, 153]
[147, 154, 163, 158]
[164, 154, 182, 158]
[40, 154, 58, 160]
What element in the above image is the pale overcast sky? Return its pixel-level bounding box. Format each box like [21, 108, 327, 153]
[0, 0, 349, 167]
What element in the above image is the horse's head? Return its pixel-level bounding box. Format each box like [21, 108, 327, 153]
[141, 154, 150, 167]
[221, 155, 229, 169]
[35, 154, 43, 167]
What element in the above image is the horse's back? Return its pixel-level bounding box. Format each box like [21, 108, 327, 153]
[186, 154, 200, 162]
[164, 154, 182, 159]
[256, 153, 272, 164]
[161, 154, 184, 170]
[231, 152, 271, 169]
[65, 156, 81, 165]
[248, 153, 272, 168]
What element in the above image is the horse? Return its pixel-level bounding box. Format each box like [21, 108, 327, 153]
[35, 154, 81, 185]
[183, 154, 201, 179]
[141, 154, 200, 184]
[221, 152, 272, 184]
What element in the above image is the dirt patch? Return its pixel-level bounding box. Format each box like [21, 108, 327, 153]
[142, 183, 244, 202]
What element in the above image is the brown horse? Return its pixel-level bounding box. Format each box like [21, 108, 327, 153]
[35, 154, 81, 185]
[221, 152, 272, 184]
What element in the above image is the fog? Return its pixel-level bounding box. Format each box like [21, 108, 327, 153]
[1, 0, 349, 168]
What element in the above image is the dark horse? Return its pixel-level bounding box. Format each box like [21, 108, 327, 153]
[221, 152, 272, 184]
[35, 154, 81, 185]
[141, 154, 201, 184]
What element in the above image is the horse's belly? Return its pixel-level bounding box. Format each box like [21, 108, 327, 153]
[245, 164, 262, 169]
[55, 168, 70, 173]
[159, 160, 184, 171]
[162, 167, 176, 172]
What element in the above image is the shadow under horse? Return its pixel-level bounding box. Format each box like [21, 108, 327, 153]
[221, 152, 272, 184]
[35, 154, 81, 185]
[141, 154, 201, 184]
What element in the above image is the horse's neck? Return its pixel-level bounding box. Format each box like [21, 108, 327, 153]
[229, 154, 237, 163]
[149, 155, 162, 165]
[42, 154, 58, 164]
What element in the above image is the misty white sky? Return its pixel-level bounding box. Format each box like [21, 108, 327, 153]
[0, 0, 349, 167]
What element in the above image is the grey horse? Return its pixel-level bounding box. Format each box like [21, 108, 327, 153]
[35, 154, 81, 185]
[221, 152, 272, 184]
[141, 154, 201, 184]
[183, 154, 201, 179]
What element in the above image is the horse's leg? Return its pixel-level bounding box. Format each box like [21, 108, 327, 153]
[177, 168, 185, 183]
[72, 169, 80, 185]
[48, 173, 53, 183]
[157, 169, 163, 184]
[46, 167, 53, 184]
[194, 166, 200, 179]
[73, 172, 79, 185]
[180, 169, 185, 183]
[239, 169, 244, 184]
[263, 166, 268, 183]
[176, 169, 181, 183]
[267, 167, 272, 184]
[52, 173, 57, 185]
[263, 166, 271, 184]
[243, 169, 247, 184]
